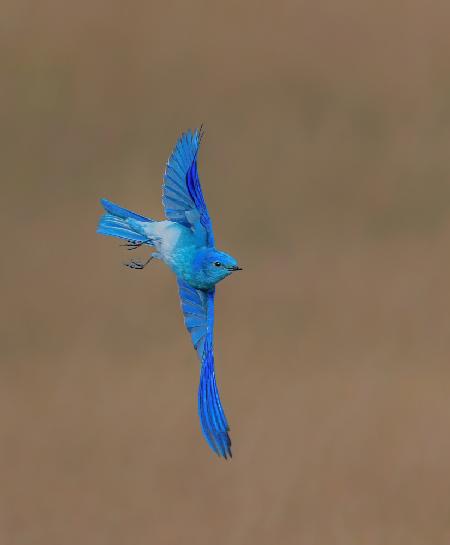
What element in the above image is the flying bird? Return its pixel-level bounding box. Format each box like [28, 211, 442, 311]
[97, 127, 241, 458]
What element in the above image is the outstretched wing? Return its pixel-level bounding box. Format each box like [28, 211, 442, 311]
[177, 280, 231, 458]
[162, 128, 215, 247]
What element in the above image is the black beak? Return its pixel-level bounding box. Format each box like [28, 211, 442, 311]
[230, 265, 242, 271]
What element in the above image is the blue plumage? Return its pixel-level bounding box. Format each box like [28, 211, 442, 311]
[97, 128, 241, 459]
[100, 198, 153, 222]
[97, 199, 154, 242]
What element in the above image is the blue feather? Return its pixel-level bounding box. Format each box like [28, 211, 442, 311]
[97, 214, 149, 242]
[97, 199, 154, 242]
[100, 198, 152, 222]
[178, 281, 231, 458]
[162, 128, 215, 246]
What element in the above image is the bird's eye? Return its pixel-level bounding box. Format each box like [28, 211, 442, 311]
[214, 261, 222, 267]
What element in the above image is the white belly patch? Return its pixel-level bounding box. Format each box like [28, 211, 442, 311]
[142, 221, 182, 260]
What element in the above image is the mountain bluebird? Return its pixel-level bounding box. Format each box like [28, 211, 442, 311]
[97, 127, 241, 458]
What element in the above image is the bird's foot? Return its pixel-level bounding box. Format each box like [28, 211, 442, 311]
[124, 255, 154, 270]
[121, 239, 151, 251]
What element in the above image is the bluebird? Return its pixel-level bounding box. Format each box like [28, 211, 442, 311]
[97, 127, 241, 458]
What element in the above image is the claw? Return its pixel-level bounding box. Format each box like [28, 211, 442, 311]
[121, 239, 151, 251]
[124, 260, 144, 270]
[123, 254, 154, 270]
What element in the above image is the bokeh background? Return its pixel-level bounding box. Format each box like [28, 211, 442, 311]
[1, 1, 450, 544]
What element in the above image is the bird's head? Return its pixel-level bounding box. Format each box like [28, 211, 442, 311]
[193, 248, 242, 289]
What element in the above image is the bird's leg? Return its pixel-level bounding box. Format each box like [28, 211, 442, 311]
[121, 239, 152, 251]
[124, 254, 154, 270]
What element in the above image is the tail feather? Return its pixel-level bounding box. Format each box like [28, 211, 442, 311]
[100, 198, 152, 222]
[97, 214, 149, 242]
[97, 199, 154, 242]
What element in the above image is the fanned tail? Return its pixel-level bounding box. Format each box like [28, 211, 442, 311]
[97, 198, 154, 242]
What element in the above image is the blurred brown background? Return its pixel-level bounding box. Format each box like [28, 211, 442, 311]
[1, 1, 450, 544]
